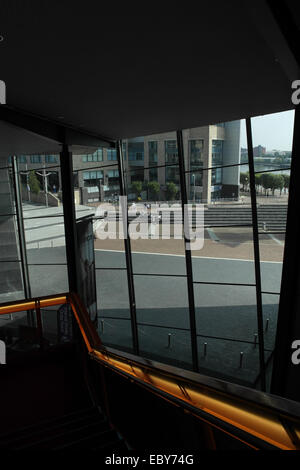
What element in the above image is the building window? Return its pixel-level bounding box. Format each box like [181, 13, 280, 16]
[128, 141, 144, 162]
[212, 140, 223, 166]
[211, 167, 222, 185]
[190, 172, 202, 186]
[82, 148, 103, 162]
[148, 141, 158, 164]
[83, 170, 103, 186]
[165, 140, 178, 163]
[18, 155, 27, 163]
[45, 155, 58, 163]
[165, 166, 180, 184]
[30, 155, 42, 163]
[189, 140, 204, 167]
[149, 167, 158, 181]
[107, 149, 117, 161]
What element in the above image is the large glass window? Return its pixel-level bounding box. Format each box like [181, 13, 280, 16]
[212, 140, 223, 166]
[165, 140, 178, 163]
[82, 148, 103, 162]
[107, 149, 117, 161]
[30, 155, 42, 164]
[128, 141, 144, 162]
[148, 141, 158, 164]
[189, 139, 204, 166]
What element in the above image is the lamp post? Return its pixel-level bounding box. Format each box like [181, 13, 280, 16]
[192, 174, 196, 203]
[36, 164, 55, 207]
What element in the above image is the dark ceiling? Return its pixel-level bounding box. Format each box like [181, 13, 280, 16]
[0, 0, 299, 143]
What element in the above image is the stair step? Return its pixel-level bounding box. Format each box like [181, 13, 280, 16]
[15, 418, 109, 450]
[0, 406, 97, 447]
[53, 429, 119, 451]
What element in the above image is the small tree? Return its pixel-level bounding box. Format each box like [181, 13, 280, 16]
[255, 173, 262, 194]
[147, 181, 160, 201]
[283, 174, 290, 194]
[131, 181, 143, 200]
[28, 170, 40, 195]
[272, 174, 284, 195]
[240, 172, 249, 191]
[166, 182, 177, 201]
[261, 173, 273, 195]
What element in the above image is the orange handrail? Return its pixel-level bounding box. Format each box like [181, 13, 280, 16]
[1, 292, 300, 450]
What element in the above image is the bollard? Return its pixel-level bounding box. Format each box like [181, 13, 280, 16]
[204, 342, 207, 357]
[239, 352, 244, 368]
[265, 318, 269, 332]
[254, 333, 258, 348]
[100, 320, 104, 333]
[167, 333, 172, 348]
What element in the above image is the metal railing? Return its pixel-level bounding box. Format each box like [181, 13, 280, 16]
[1, 292, 300, 450]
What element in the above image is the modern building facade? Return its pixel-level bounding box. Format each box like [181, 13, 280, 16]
[17, 121, 241, 205]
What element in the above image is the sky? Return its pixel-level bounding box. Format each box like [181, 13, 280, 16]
[240, 110, 295, 151]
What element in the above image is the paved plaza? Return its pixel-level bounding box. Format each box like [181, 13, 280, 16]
[0, 202, 285, 386]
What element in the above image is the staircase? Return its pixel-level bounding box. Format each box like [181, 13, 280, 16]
[0, 341, 129, 452]
[0, 406, 127, 451]
[102, 204, 288, 232]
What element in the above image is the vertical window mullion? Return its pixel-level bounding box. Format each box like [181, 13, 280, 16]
[246, 117, 266, 392]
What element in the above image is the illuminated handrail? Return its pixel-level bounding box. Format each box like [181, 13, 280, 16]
[1, 293, 300, 450]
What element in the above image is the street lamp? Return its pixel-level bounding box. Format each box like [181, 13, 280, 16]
[192, 174, 196, 203]
[36, 164, 56, 207]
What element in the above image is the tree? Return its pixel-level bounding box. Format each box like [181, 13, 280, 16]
[271, 174, 284, 195]
[240, 172, 249, 191]
[255, 173, 262, 194]
[28, 170, 40, 195]
[261, 173, 284, 196]
[166, 182, 177, 201]
[283, 174, 290, 193]
[147, 181, 160, 201]
[131, 181, 143, 200]
[261, 173, 273, 195]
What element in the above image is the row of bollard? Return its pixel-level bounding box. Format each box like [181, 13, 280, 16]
[99, 318, 271, 370]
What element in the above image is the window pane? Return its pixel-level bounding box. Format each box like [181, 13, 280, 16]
[259, 234, 285, 294]
[28, 264, 68, 297]
[251, 110, 294, 173]
[262, 293, 279, 351]
[96, 269, 130, 319]
[0, 261, 24, 303]
[98, 318, 133, 352]
[194, 283, 260, 385]
[138, 324, 193, 370]
[134, 274, 192, 369]
[187, 164, 249, 203]
[184, 119, 244, 173]
[258, 168, 289, 294]
[197, 336, 260, 387]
